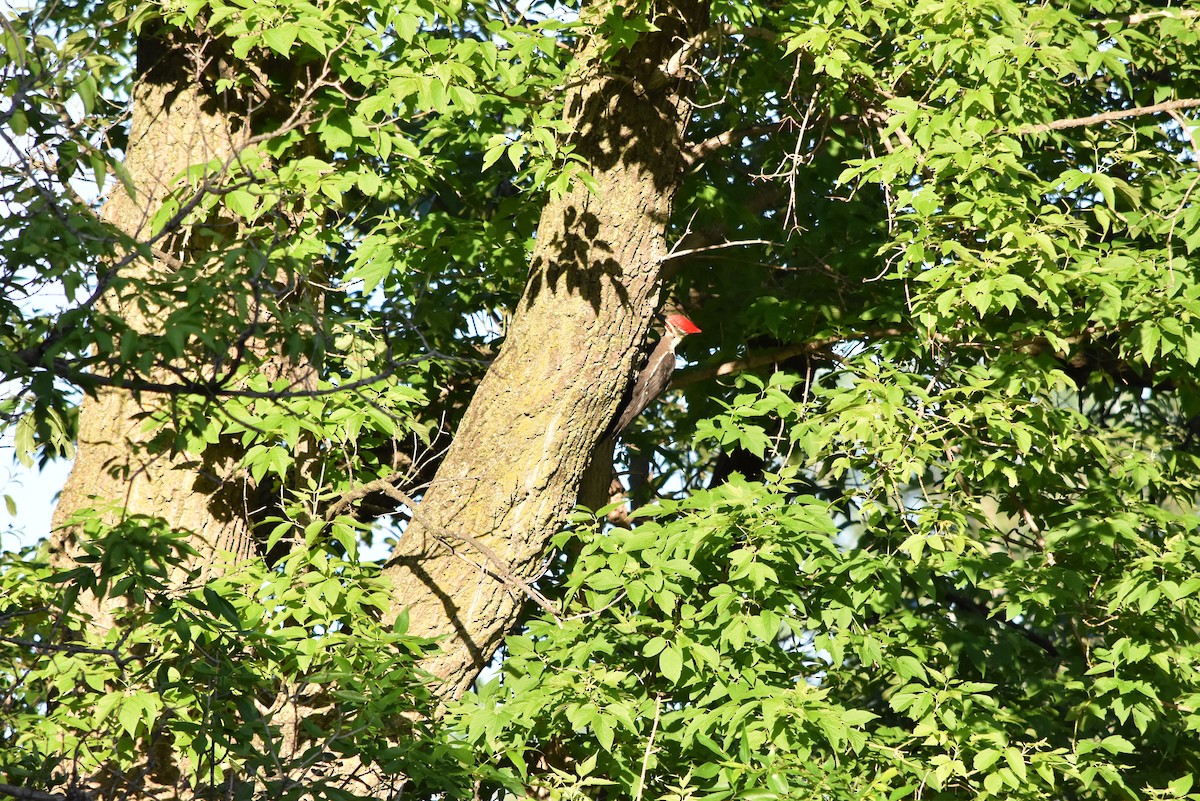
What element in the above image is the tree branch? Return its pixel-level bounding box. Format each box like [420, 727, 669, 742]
[33, 357, 411, 400]
[648, 24, 777, 90]
[325, 473, 410, 521]
[1018, 98, 1200, 134]
[0, 634, 132, 667]
[944, 591, 1059, 658]
[673, 337, 845, 389]
[0, 784, 65, 801]
[682, 124, 781, 167]
[672, 322, 1169, 401]
[658, 238, 780, 263]
[1094, 9, 1200, 26]
[634, 694, 663, 801]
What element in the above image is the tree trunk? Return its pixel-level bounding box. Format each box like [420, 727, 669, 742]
[382, 2, 706, 699]
[49, 34, 258, 597]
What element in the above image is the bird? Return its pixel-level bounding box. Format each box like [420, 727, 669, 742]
[609, 312, 702, 436]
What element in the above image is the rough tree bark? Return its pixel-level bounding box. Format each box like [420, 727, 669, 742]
[382, 0, 707, 699]
[49, 33, 259, 580]
[42, 32, 329, 798]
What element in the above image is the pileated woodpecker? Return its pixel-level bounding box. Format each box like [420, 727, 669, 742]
[609, 313, 702, 435]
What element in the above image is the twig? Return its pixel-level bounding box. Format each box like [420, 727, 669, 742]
[565, 591, 627, 621]
[634, 694, 663, 801]
[1018, 98, 1200, 134]
[1165, 109, 1200, 285]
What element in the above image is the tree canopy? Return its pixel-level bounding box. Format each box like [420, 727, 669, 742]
[3, 0, 1200, 800]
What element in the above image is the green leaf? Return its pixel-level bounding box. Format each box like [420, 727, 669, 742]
[973, 748, 1000, 772]
[659, 644, 683, 684]
[1004, 747, 1026, 782]
[117, 696, 142, 737]
[225, 188, 257, 219]
[203, 587, 242, 629]
[642, 636, 667, 657]
[263, 23, 299, 55]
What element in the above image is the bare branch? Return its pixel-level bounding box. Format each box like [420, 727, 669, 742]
[659, 238, 780, 263]
[1018, 98, 1200, 134]
[672, 326, 960, 388]
[648, 24, 777, 89]
[673, 322, 1152, 392]
[683, 124, 780, 167]
[1093, 9, 1200, 25]
[325, 474, 409, 521]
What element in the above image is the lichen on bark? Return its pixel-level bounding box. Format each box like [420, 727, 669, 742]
[382, 0, 709, 699]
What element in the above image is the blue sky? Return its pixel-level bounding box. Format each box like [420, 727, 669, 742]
[1, 0, 81, 548]
[1, 447, 71, 549]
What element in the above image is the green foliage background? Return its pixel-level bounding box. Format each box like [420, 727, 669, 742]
[3, 0, 1200, 799]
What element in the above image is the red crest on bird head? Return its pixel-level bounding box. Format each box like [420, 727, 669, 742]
[665, 313, 702, 335]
